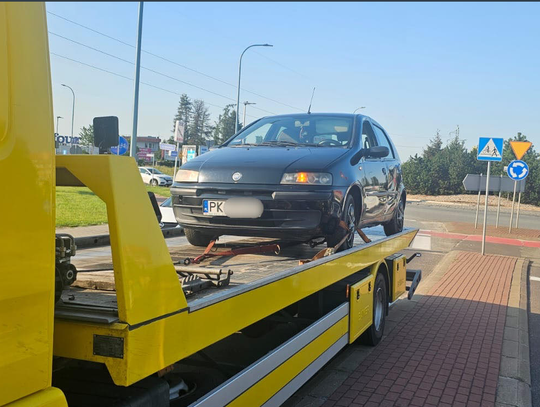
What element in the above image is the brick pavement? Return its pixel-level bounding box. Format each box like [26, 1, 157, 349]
[323, 251, 517, 407]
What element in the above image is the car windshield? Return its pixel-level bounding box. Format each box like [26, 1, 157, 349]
[147, 168, 163, 174]
[226, 115, 354, 147]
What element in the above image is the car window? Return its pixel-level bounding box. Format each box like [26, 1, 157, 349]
[139, 168, 147, 174]
[147, 168, 163, 174]
[361, 122, 377, 151]
[227, 115, 353, 147]
[373, 125, 395, 159]
[230, 123, 272, 145]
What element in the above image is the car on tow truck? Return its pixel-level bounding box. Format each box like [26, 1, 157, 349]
[171, 113, 406, 249]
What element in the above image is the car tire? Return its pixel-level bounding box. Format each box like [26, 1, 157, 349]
[326, 194, 357, 252]
[362, 271, 387, 346]
[383, 198, 404, 236]
[150, 179, 158, 186]
[184, 228, 215, 247]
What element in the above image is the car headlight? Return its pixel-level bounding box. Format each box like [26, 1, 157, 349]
[175, 170, 199, 182]
[281, 172, 332, 185]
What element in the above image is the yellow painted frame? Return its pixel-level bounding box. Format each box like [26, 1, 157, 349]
[53, 159, 417, 386]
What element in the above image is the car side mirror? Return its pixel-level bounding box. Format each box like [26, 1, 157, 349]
[366, 146, 389, 158]
[350, 149, 365, 166]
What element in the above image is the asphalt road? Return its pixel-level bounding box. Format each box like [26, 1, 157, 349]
[405, 201, 540, 231]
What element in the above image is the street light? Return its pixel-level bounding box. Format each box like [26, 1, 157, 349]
[235, 43, 273, 133]
[61, 84, 75, 149]
[243, 101, 256, 127]
[56, 116, 63, 135]
[353, 107, 366, 114]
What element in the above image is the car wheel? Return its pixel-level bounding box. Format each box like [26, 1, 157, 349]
[326, 194, 357, 252]
[362, 271, 387, 346]
[184, 228, 215, 247]
[383, 199, 404, 236]
[150, 179, 159, 186]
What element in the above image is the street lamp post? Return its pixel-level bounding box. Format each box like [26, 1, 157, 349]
[235, 43, 273, 134]
[243, 101, 256, 127]
[56, 116, 63, 135]
[353, 107, 366, 114]
[130, 1, 144, 158]
[61, 84, 75, 150]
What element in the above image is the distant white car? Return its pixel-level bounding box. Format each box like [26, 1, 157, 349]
[139, 167, 173, 186]
[159, 197, 179, 228]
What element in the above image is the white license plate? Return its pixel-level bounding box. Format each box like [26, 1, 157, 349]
[203, 200, 226, 216]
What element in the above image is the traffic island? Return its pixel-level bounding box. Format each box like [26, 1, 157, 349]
[288, 251, 531, 407]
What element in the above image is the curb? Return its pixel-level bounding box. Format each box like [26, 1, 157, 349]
[496, 258, 532, 407]
[74, 227, 184, 249]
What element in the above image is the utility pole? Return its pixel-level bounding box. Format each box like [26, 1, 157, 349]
[243, 101, 256, 127]
[130, 2, 144, 158]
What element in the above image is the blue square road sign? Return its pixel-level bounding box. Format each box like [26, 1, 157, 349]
[477, 137, 504, 162]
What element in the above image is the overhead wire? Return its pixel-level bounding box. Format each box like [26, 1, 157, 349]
[48, 31, 277, 115]
[49, 52, 260, 120]
[46, 11, 305, 112]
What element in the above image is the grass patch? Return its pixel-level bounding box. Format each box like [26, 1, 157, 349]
[154, 165, 175, 176]
[56, 185, 172, 227]
[56, 187, 107, 227]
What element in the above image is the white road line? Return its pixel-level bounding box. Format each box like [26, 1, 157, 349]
[530, 276, 540, 282]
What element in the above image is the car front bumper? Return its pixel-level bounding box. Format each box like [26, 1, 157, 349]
[171, 183, 346, 240]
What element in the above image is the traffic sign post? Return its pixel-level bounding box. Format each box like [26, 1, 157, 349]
[476, 137, 504, 255]
[506, 160, 529, 232]
[173, 120, 185, 180]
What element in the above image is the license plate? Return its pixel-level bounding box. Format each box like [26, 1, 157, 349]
[203, 200, 226, 216]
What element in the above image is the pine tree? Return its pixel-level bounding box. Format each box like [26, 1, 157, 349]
[172, 94, 192, 142]
[213, 104, 239, 144]
[188, 99, 211, 145]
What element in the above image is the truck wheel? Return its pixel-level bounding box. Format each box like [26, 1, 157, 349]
[185, 228, 215, 247]
[363, 271, 387, 346]
[326, 194, 357, 252]
[383, 199, 404, 236]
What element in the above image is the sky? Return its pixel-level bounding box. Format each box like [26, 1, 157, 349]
[47, 2, 540, 160]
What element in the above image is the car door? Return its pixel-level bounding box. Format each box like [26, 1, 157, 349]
[139, 168, 150, 184]
[372, 124, 399, 222]
[359, 121, 388, 223]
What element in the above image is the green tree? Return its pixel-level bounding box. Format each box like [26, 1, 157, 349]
[188, 99, 211, 145]
[213, 104, 239, 144]
[79, 124, 94, 146]
[172, 94, 192, 141]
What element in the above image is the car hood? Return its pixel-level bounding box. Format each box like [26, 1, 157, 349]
[154, 174, 172, 179]
[188, 147, 348, 184]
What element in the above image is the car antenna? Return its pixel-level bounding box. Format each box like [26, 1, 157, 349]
[307, 87, 316, 114]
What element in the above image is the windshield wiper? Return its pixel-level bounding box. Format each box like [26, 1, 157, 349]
[260, 140, 299, 147]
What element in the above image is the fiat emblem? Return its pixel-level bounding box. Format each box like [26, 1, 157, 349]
[232, 172, 242, 182]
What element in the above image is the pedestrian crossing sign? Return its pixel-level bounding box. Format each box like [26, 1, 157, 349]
[477, 137, 503, 161]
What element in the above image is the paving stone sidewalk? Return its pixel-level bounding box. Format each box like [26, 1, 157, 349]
[323, 252, 517, 407]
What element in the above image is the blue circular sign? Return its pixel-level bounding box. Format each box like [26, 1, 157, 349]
[507, 160, 529, 181]
[110, 136, 129, 155]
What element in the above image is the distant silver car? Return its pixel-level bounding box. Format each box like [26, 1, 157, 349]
[138, 167, 173, 186]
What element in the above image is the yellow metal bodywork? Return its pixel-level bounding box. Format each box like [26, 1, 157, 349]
[229, 316, 348, 406]
[54, 224, 416, 386]
[349, 274, 375, 343]
[5, 389, 66, 407]
[390, 254, 407, 302]
[0, 2, 66, 406]
[56, 155, 187, 325]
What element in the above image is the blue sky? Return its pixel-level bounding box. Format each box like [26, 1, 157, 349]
[47, 2, 540, 159]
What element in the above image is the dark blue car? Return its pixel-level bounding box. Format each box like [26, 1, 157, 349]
[171, 113, 405, 250]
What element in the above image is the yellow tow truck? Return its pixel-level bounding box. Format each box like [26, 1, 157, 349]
[0, 3, 421, 406]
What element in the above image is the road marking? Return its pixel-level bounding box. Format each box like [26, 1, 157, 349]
[530, 276, 540, 282]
